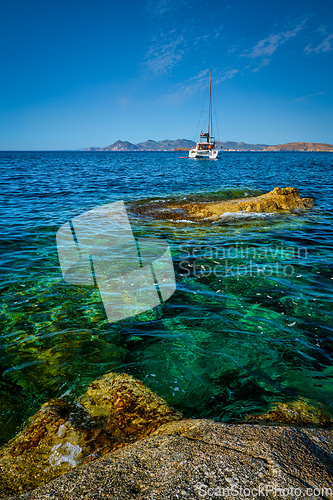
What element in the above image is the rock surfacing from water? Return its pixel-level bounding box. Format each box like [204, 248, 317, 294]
[247, 400, 333, 427]
[6, 419, 333, 500]
[131, 187, 314, 221]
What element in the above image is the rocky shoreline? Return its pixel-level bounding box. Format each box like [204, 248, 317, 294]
[1, 371, 332, 499]
[5, 419, 333, 500]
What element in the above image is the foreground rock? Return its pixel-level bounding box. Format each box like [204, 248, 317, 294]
[131, 187, 314, 221]
[6, 419, 333, 500]
[0, 373, 181, 497]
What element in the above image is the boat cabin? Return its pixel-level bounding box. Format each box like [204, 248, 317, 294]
[197, 132, 216, 150]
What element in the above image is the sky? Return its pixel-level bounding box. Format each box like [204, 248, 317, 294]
[0, 0, 332, 150]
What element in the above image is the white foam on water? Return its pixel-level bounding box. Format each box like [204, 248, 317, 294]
[169, 219, 196, 223]
[217, 211, 277, 220]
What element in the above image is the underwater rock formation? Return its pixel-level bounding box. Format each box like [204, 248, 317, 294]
[79, 372, 183, 442]
[8, 419, 333, 500]
[246, 399, 333, 427]
[131, 187, 314, 221]
[0, 372, 181, 497]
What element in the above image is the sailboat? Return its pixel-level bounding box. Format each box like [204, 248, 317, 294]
[189, 69, 222, 159]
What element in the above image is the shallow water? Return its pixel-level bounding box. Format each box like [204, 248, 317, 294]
[0, 151, 332, 443]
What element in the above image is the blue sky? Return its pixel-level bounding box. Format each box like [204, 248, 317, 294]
[1, 0, 332, 149]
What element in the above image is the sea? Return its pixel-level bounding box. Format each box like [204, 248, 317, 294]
[0, 151, 332, 444]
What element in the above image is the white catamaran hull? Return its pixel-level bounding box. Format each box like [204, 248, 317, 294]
[189, 148, 222, 159]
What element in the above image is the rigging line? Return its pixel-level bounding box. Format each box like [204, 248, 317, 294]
[208, 69, 212, 137]
[193, 83, 209, 143]
[212, 86, 220, 144]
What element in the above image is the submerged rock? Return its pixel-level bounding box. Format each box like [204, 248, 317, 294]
[131, 187, 314, 221]
[246, 399, 333, 427]
[7, 419, 333, 500]
[0, 373, 181, 497]
[79, 372, 183, 442]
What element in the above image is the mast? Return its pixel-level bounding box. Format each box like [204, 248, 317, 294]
[208, 69, 212, 139]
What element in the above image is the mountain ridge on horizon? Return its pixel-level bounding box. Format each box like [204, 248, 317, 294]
[85, 139, 270, 152]
[85, 139, 333, 152]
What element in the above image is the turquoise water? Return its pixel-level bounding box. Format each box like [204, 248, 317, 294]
[0, 151, 332, 443]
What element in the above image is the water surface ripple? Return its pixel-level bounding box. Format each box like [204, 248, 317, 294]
[0, 151, 332, 443]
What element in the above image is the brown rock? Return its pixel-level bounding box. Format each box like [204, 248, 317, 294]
[79, 372, 182, 442]
[246, 399, 333, 427]
[0, 373, 181, 497]
[6, 419, 333, 500]
[0, 399, 96, 497]
[131, 187, 314, 221]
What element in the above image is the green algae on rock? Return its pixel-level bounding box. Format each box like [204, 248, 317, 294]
[0, 372, 182, 497]
[79, 372, 183, 442]
[246, 399, 333, 427]
[131, 187, 314, 221]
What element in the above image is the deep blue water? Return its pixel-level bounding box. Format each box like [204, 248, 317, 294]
[0, 151, 332, 443]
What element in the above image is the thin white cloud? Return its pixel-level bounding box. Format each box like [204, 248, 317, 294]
[143, 20, 223, 77]
[244, 21, 306, 59]
[160, 70, 209, 105]
[296, 91, 326, 102]
[146, 0, 190, 18]
[193, 25, 223, 45]
[317, 25, 327, 34]
[144, 32, 185, 76]
[215, 68, 239, 83]
[160, 67, 239, 105]
[252, 58, 271, 72]
[304, 34, 333, 54]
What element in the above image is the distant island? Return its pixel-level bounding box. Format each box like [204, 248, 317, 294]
[264, 142, 333, 152]
[85, 140, 333, 152]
